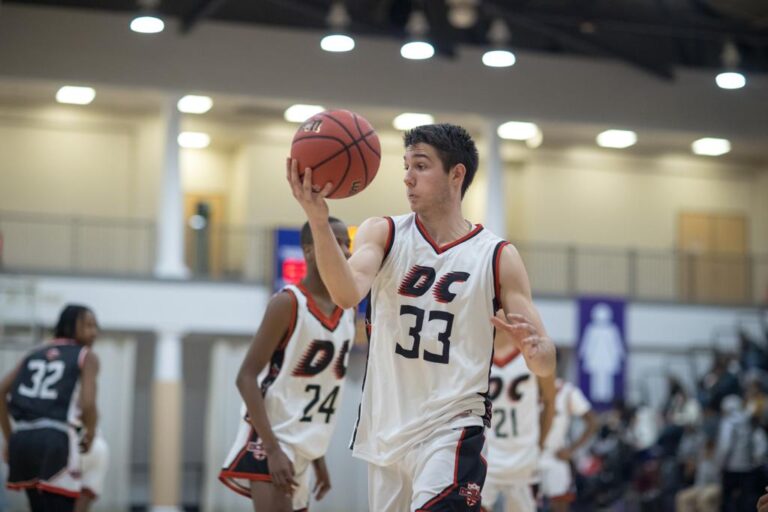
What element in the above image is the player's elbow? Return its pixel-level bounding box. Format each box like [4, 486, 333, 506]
[329, 290, 358, 310]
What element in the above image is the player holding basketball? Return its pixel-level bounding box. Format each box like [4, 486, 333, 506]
[482, 337, 556, 512]
[219, 218, 356, 512]
[540, 379, 598, 511]
[0, 304, 100, 512]
[287, 123, 556, 511]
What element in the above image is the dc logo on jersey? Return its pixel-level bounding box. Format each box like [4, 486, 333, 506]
[45, 348, 60, 361]
[459, 482, 481, 507]
[488, 373, 530, 402]
[398, 266, 470, 303]
[292, 340, 350, 379]
[247, 440, 267, 461]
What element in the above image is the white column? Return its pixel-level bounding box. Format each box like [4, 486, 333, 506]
[484, 119, 507, 238]
[150, 330, 183, 512]
[154, 96, 189, 279]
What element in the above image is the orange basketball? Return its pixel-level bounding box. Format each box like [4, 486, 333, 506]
[290, 109, 381, 199]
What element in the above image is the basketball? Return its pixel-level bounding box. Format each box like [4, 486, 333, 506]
[290, 109, 381, 199]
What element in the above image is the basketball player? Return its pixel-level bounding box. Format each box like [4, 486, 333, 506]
[0, 304, 100, 512]
[539, 378, 598, 511]
[75, 433, 109, 512]
[287, 123, 557, 511]
[482, 339, 556, 512]
[219, 218, 356, 512]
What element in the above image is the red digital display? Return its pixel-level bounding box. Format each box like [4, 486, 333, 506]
[282, 258, 307, 284]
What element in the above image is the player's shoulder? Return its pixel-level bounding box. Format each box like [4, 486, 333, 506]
[266, 287, 300, 316]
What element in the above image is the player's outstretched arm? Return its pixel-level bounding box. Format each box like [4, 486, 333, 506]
[79, 350, 100, 453]
[287, 159, 387, 308]
[237, 291, 299, 495]
[492, 244, 556, 377]
[537, 374, 556, 448]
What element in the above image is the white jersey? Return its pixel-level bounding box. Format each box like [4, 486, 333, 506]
[486, 352, 540, 482]
[352, 213, 508, 465]
[543, 379, 591, 455]
[257, 284, 356, 460]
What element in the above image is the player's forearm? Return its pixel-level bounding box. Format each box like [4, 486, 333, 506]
[0, 402, 12, 442]
[237, 375, 280, 452]
[80, 402, 98, 438]
[309, 219, 362, 308]
[570, 412, 599, 452]
[539, 401, 555, 447]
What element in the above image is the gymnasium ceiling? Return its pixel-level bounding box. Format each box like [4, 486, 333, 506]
[8, 0, 768, 80]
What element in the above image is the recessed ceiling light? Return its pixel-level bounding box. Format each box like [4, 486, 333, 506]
[178, 132, 210, 149]
[715, 72, 746, 90]
[55, 86, 96, 105]
[177, 95, 213, 114]
[400, 41, 435, 60]
[692, 137, 730, 156]
[321, 34, 355, 52]
[497, 121, 539, 141]
[284, 104, 325, 123]
[482, 49, 516, 68]
[596, 129, 637, 149]
[130, 15, 165, 34]
[393, 113, 435, 130]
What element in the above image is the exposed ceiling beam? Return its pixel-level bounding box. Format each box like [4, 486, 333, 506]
[486, 1, 676, 80]
[180, 0, 229, 34]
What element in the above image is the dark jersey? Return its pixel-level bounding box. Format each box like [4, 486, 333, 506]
[7, 339, 87, 425]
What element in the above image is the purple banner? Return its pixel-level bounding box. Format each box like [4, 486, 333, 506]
[577, 296, 626, 411]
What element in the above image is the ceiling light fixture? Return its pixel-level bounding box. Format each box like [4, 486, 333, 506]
[55, 86, 96, 105]
[401, 9, 434, 60]
[284, 104, 325, 123]
[393, 112, 435, 130]
[483, 18, 516, 68]
[716, 41, 746, 90]
[692, 137, 730, 156]
[596, 129, 637, 149]
[497, 121, 539, 141]
[321, 1, 355, 53]
[177, 95, 213, 114]
[130, 0, 165, 34]
[178, 132, 210, 149]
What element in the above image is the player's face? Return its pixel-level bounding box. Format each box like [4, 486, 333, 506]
[76, 310, 99, 346]
[330, 222, 352, 259]
[403, 143, 450, 213]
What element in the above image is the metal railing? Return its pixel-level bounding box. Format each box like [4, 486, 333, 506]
[1, 211, 766, 305]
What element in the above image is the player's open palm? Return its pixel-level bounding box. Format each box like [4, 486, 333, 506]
[491, 310, 544, 359]
[312, 456, 332, 500]
[267, 446, 298, 497]
[286, 158, 331, 221]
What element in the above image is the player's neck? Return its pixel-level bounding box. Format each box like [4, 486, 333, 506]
[416, 207, 471, 246]
[300, 272, 333, 307]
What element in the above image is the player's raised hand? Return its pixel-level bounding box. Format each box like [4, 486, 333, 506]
[286, 157, 333, 221]
[266, 446, 298, 497]
[311, 456, 332, 500]
[491, 310, 545, 359]
[758, 488, 768, 512]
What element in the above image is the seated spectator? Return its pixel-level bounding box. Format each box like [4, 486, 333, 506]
[675, 437, 721, 512]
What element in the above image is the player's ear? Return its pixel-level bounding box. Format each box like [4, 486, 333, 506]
[451, 164, 466, 185]
[302, 243, 315, 263]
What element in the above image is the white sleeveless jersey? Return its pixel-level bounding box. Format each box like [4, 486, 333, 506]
[543, 379, 591, 454]
[351, 213, 508, 465]
[486, 352, 540, 481]
[256, 284, 356, 460]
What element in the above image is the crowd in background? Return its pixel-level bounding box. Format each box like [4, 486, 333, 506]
[566, 314, 768, 512]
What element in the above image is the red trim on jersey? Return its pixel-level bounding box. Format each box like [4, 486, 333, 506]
[550, 491, 576, 503]
[297, 284, 344, 332]
[492, 241, 511, 308]
[6, 479, 38, 490]
[382, 216, 395, 263]
[417, 428, 468, 510]
[37, 482, 81, 498]
[414, 215, 484, 255]
[493, 349, 521, 368]
[218, 471, 271, 499]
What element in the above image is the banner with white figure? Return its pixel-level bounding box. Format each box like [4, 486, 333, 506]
[577, 297, 626, 410]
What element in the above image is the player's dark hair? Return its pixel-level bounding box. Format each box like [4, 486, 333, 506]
[54, 304, 92, 339]
[300, 217, 344, 248]
[404, 123, 479, 198]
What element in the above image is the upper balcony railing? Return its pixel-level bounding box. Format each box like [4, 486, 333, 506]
[1, 211, 766, 305]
